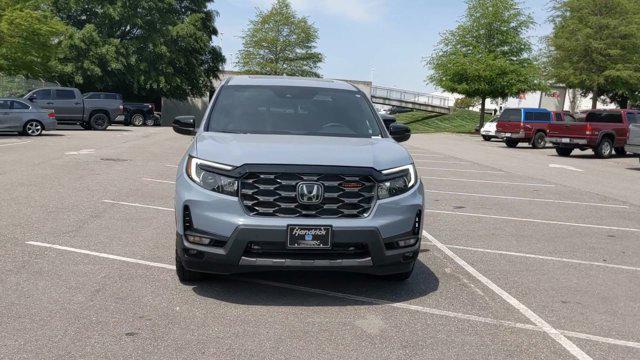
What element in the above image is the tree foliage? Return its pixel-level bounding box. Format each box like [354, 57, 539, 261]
[426, 0, 544, 127]
[547, 0, 640, 109]
[236, 0, 323, 77]
[50, 0, 225, 100]
[0, 0, 68, 79]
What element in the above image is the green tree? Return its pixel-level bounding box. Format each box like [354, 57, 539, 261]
[0, 0, 68, 79]
[547, 0, 640, 109]
[51, 0, 225, 100]
[236, 0, 323, 77]
[426, 0, 543, 128]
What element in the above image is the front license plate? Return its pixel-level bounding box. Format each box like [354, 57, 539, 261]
[287, 225, 332, 249]
[562, 138, 570, 143]
[505, 133, 512, 137]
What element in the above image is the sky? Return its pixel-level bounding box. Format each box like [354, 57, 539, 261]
[212, 0, 553, 93]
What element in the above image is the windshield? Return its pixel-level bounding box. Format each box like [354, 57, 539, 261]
[206, 85, 382, 138]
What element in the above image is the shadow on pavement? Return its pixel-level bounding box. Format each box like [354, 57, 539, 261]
[190, 260, 439, 306]
[0, 133, 65, 138]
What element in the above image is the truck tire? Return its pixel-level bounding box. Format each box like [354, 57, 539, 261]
[595, 138, 613, 158]
[131, 113, 144, 126]
[505, 139, 519, 148]
[555, 147, 573, 157]
[175, 253, 204, 283]
[144, 116, 155, 126]
[90, 113, 109, 131]
[532, 132, 546, 149]
[614, 147, 627, 156]
[482, 135, 492, 141]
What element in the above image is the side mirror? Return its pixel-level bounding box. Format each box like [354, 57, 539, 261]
[389, 123, 411, 143]
[172, 115, 196, 136]
[28, 95, 37, 102]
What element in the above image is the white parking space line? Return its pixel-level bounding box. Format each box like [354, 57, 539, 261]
[26, 241, 175, 269]
[165, 164, 179, 168]
[440, 244, 640, 272]
[24, 241, 640, 351]
[427, 210, 640, 233]
[425, 190, 628, 208]
[422, 176, 555, 187]
[414, 160, 471, 165]
[0, 140, 32, 147]
[418, 167, 504, 174]
[102, 200, 174, 212]
[65, 149, 95, 155]
[424, 231, 592, 360]
[409, 153, 443, 157]
[549, 164, 584, 172]
[143, 178, 176, 184]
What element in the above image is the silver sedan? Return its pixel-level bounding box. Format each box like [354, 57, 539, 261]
[0, 98, 57, 136]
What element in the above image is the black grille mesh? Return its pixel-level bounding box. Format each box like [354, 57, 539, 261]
[240, 172, 376, 218]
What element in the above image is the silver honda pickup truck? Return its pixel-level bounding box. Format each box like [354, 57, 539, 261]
[171, 75, 424, 282]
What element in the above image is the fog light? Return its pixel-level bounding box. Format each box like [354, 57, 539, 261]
[396, 238, 418, 248]
[186, 234, 211, 245]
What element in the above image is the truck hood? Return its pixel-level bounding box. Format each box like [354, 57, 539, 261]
[193, 132, 412, 170]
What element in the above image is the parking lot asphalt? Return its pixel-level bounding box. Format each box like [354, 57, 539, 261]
[1, 127, 639, 359]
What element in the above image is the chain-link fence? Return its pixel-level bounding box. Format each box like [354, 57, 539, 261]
[0, 74, 60, 97]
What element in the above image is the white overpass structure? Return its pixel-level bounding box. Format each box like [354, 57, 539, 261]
[371, 85, 453, 114]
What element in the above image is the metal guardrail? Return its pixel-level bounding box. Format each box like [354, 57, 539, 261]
[371, 85, 452, 108]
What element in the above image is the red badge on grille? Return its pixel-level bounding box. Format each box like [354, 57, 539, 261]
[339, 181, 364, 189]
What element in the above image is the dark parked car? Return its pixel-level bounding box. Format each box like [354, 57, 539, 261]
[83, 92, 159, 126]
[124, 102, 159, 126]
[24, 88, 123, 130]
[379, 113, 397, 130]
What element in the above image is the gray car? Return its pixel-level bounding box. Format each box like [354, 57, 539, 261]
[0, 98, 57, 136]
[172, 76, 424, 282]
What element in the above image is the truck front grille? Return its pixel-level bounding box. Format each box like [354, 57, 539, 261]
[240, 172, 377, 218]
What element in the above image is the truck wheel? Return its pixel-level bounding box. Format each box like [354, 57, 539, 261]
[131, 113, 144, 127]
[505, 139, 519, 148]
[80, 122, 92, 130]
[482, 135, 491, 141]
[144, 116, 155, 126]
[555, 147, 573, 157]
[175, 253, 204, 283]
[532, 132, 546, 149]
[90, 113, 109, 131]
[614, 147, 627, 156]
[595, 138, 613, 158]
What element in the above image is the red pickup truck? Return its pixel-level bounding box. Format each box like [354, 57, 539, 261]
[547, 109, 639, 158]
[496, 108, 574, 148]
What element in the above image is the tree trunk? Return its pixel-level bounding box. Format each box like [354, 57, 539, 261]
[591, 87, 598, 109]
[478, 96, 486, 131]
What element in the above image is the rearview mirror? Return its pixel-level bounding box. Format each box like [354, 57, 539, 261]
[172, 115, 196, 136]
[389, 123, 411, 143]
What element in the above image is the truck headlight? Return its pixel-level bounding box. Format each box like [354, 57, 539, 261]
[378, 164, 417, 199]
[186, 156, 237, 197]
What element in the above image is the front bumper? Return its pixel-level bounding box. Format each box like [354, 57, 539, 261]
[175, 166, 425, 275]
